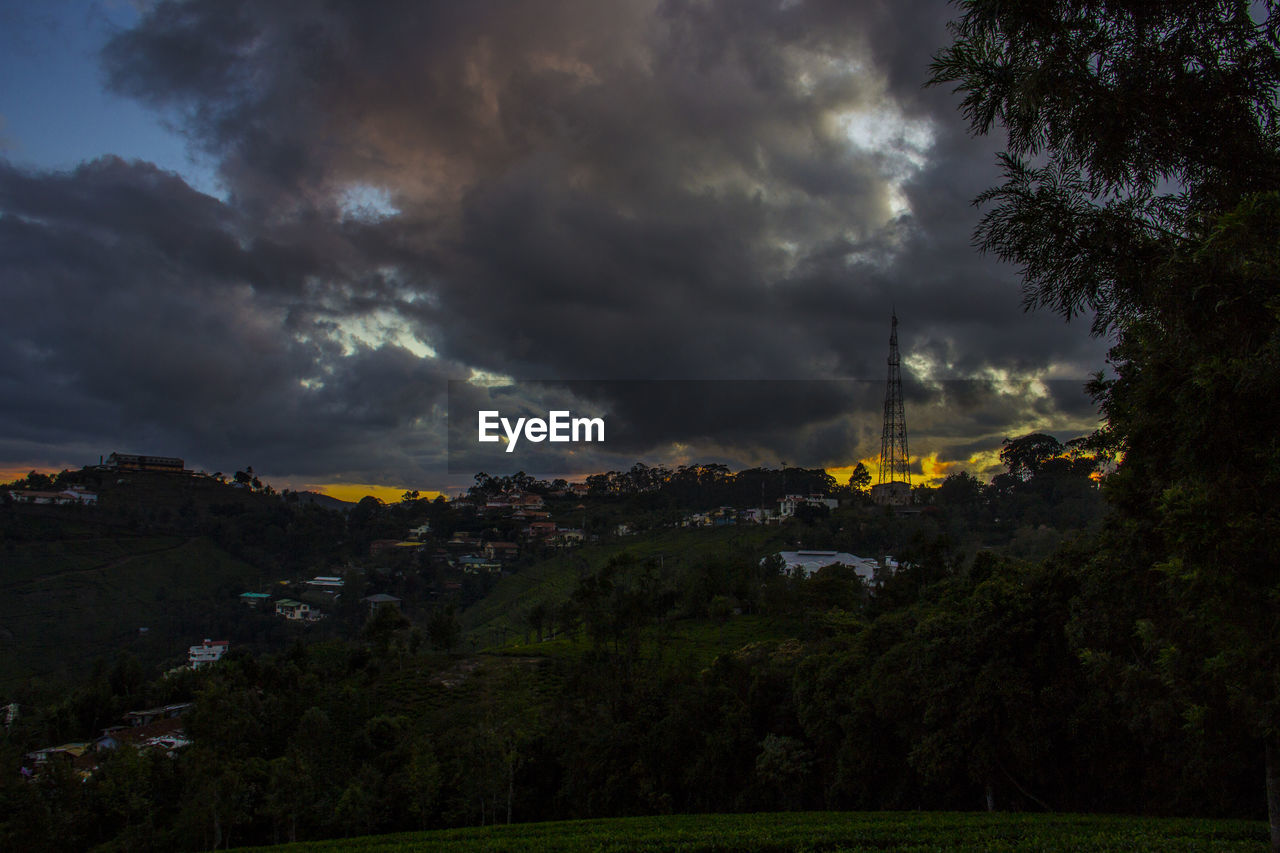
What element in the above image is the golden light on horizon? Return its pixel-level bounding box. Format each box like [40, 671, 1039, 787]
[829, 446, 1008, 490]
[826, 456, 880, 488]
[918, 451, 957, 485]
[0, 464, 70, 484]
[308, 483, 445, 504]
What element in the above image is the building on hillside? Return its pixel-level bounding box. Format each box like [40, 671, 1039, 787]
[123, 703, 193, 727]
[239, 592, 271, 607]
[24, 742, 92, 769]
[104, 453, 186, 473]
[362, 593, 401, 615]
[739, 508, 775, 524]
[870, 481, 912, 507]
[555, 528, 584, 546]
[95, 716, 189, 755]
[777, 494, 838, 517]
[9, 490, 68, 506]
[483, 541, 518, 560]
[61, 485, 98, 505]
[458, 554, 502, 573]
[306, 575, 345, 591]
[275, 599, 312, 621]
[767, 550, 898, 582]
[526, 520, 557, 538]
[27, 713, 192, 780]
[482, 498, 511, 514]
[188, 639, 229, 669]
[409, 523, 432, 540]
[8, 487, 98, 506]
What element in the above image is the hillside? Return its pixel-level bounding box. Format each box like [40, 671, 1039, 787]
[460, 525, 785, 644]
[0, 531, 262, 688]
[0, 532, 261, 686]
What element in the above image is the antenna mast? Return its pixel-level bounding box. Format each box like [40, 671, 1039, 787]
[872, 312, 912, 506]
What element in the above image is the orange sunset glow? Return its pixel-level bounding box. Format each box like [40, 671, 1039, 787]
[308, 483, 446, 504]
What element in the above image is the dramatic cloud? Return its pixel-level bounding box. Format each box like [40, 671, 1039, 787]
[1, 0, 1109, 489]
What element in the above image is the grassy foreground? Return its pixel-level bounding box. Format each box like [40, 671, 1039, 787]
[241, 811, 1268, 851]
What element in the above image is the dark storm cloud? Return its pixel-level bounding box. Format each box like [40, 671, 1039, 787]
[0, 157, 459, 481]
[2, 0, 1108, 486]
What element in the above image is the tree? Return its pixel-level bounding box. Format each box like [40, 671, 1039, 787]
[754, 734, 813, 810]
[848, 462, 872, 492]
[527, 601, 550, 642]
[930, 1, 1280, 336]
[932, 1, 1280, 843]
[998, 434, 1063, 482]
[24, 471, 53, 490]
[427, 606, 460, 652]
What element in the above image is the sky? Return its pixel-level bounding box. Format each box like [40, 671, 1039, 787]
[0, 0, 1110, 499]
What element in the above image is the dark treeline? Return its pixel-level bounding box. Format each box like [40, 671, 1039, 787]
[471, 463, 842, 507]
[0, 539, 1258, 850]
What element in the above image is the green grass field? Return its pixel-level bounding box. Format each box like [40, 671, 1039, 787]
[237, 811, 1269, 851]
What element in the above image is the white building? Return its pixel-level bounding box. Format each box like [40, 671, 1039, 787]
[777, 494, 838, 517]
[306, 575, 345, 590]
[7, 487, 98, 506]
[188, 639, 229, 669]
[767, 550, 898, 582]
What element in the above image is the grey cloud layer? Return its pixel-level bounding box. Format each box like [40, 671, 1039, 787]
[0, 0, 1107, 486]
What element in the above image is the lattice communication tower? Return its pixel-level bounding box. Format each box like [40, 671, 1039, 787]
[877, 312, 910, 486]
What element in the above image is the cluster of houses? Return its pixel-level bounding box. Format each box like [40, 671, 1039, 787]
[22, 702, 193, 781]
[477, 493, 587, 546]
[777, 494, 840, 517]
[680, 494, 840, 528]
[423, 492, 588, 574]
[6, 485, 98, 506]
[422, 488, 847, 572]
[240, 583, 403, 621]
[241, 588, 326, 622]
[682, 507, 757, 527]
[358, 491, 590, 569]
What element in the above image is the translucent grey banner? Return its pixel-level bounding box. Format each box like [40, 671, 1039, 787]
[446, 379, 1100, 477]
